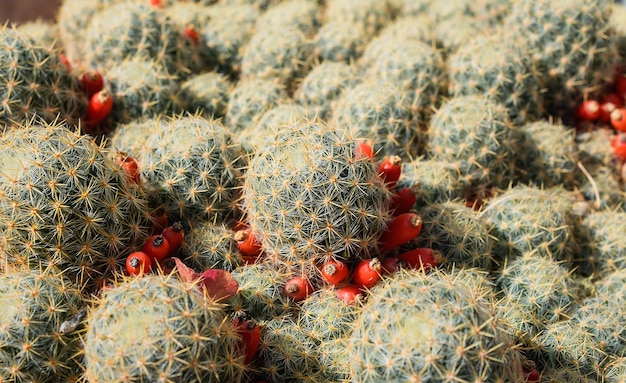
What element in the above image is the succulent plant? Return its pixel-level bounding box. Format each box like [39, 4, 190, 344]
[225, 78, 289, 131]
[180, 221, 244, 271]
[254, 0, 322, 37]
[313, 21, 370, 64]
[178, 71, 231, 119]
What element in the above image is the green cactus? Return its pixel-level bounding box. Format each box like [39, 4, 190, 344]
[313, 21, 369, 64]
[135, 115, 246, 225]
[497, 254, 581, 341]
[180, 221, 244, 271]
[393, 0, 513, 25]
[332, 78, 421, 160]
[349, 267, 524, 382]
[324, 0, 394, 35]
[216, 0, 282, 11]
[202, 4, 260, 76]
[225, 78, 289, 131]
[0, 120, 152, 288]
[83, 2, 201, 76]
[0, 268, 85, 383]
[0, 27, 87, 129]
[178, 71, 231, 119]
[479, 184, 578, 265]
[447, 32, 543, 125]
[297, 287, 360, 344]
[575, 211, 626, 277]
[254, 0, 322, 37]
[426, 95, 520, 195]
[608, 3, 626, 63]
[228, 263, 295, 321]
[433, 15, 486, 56]
[243, 118, 392, 265]
[603, 356, 626, 383]
[83, 274, 249, 383]
[505, 0, 617, 121]
[294, 61, 358, 121]
[16, 19, 61, 51]
[106, 59, 183, 125]
[241, 25, 314, 90]
[107, 118, 167, 157]
[239, 103, 308, 155]
[516, 120, 579, 188]
[410, 200, 494, 270]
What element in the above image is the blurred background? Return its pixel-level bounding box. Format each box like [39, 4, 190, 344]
[0, 0, 62, 25]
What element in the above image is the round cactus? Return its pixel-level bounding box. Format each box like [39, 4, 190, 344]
[254, 0, 322, 37]
[225, 78, 289, 131]
[349, 267, 524, 382]
[313, 21, 370, 64]
[239, 103, 308, 155]
[83, 274, 249, 382]
[16, 19, 61, 51]
[0, 268, 85, 383]
[178, 71, 231, 119]
[575, 211, 626, 277]
[297, 287, 361, 343]
[243, 118, 392, 265]
[180, 221, 244, 271]
[324, 0, 394, 35]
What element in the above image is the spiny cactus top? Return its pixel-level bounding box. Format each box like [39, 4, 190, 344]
[349, 268, 524, 382]
[0, 268, 85, 383]
[0, 119, 152, 289]
[243, 118, 392, 265]
[83, 273, 248, 383]
[0, 27, 87, 129]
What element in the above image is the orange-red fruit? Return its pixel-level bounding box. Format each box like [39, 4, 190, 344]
[85, 89, 113, 126]
[284, 276, 314, 301]
[116, 151, 140, 184]
[378, 212, 423, 252]
[81, 70, 104, 97]
[335, 285, 365, 305]
[183, 25, 200, 46]
[613, 133, 626, 161]
[142, 235, 171, 262]
[351, 258, 382, 289]
[125, 251, 153, 276]
[611, 108, 626, 132]
[600, 94, 623, 123]
[150, 207, 168, 234]
[381, 256, 402, 275]
[397, 248, 438, 272]
[524, 369, 540, 383]
[355, 141, 374, 160]
[389, 185, 418, 216]
[59, 53, 72, 72]
[320, 258, 350, 285]
[233, 314, 261, 365]
[162, 222, 185, 256]
[149, 0, 165, 7]
[234, 228, 263, 257]
[377, 155, 402, 189]
[576, 99, 601, 122]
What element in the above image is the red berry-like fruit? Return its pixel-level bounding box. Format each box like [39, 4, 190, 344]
[125, 251, 153, 276]
[234, 228, 262, 258]
[600, 94, 623, 123]
[284, 276, 314, 301]
[613, 133, 626, 161]
[335, 285, 365, 305]
[183, 25, 200, 46]
[397, 248, 439, 272]
[355, 141, 374, 160]
[377, 155, 402, 189]
[233, 313, 261, 365]
[320, 258, 349, 285]
[381, 256, 402, 275]
[389, 184, 419, 216]
[116, 151, 140, 184]
[351, 258, 382, 289]
[59, 53, 72, 72]
[149, 0, 165, 7]
[162, 222, 185, 256]
[150, 207, 168, 234]
[524, 369, 540, 383]
[611, 108, 626, 133]
[85, 89, 113, 126]
[576, 99, 600, 122]
[142, 235, 171, 262]
[80, 70, 104, 97]
[378, 212, 423, 252]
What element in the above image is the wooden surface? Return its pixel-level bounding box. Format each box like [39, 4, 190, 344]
[0, 0, 63, 25]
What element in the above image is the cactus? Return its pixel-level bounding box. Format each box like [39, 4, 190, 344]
[505, 0, 617, 121]
[16, 19, 61, 51]
[217, 0, 282, 11]
[333, 78, 421, 160]
[479, 184, 578, 265]
[180, 221, 244, 271]
[575, 211, 626, 277]
[426, 95, 520, 195]
[178, 71, 231, 119]
[313, 21, 369, 64]
[239, 103, 308, 154]
[516, 120, 579, 188]
[243, 118, 392, 265]
[396, 158, 471, 207]
[228, 263, 295, 321]
[254, 0, 322, 37]
[106, 59, 183, 125]
[608, 3, 626, 64]
[225, 78, 289, 131]
[433, 15, 486, 56]
[294, 61, 358, 121]
[297, 287, 360, 343]
[604, 356, 626, 383]
[0, 268, 85, 383]
[202, 4, 260, 76]
[349, 267, 524, 382]
[0, 27, 87, 129]
[447, 32, 543, 125]
[0, 120, 152, 288]
[324, 0, 394, 35]
[393, 0, 513, 25]
[241, 25, 314, 90]
[107, 118, 167, 157]
[497, 254, 581, 341]
[410, 200, 494, 270]
[83, 274, 248, 383]
[135, 115, 246, 225]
